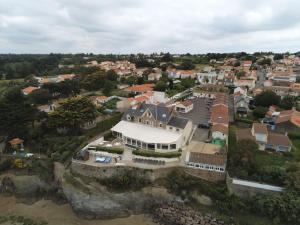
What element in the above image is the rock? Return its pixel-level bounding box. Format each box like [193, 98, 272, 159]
[0, 174, 52, 197]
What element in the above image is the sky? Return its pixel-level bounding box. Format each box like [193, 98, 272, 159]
[0, 0, 300, 54]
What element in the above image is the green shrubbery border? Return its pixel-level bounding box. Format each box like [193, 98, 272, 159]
[132, 150, 181, 158]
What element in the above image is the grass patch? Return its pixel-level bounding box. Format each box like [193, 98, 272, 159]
[133, 150, 181, 158]
[95, 146, 124, 154]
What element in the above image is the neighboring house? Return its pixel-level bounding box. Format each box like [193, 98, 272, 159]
[175, 100, 193, 113]
[22, 86, 39, 95]
[234, 86, 247, 96]
[91, 96, 108, 106]
[125, 84, 154, 95]
[168, 70, 196, 79]
[148, 72, 162, 81]
[210, 93, 229, 126]
[234, 95, 249, 116]
[264, 86, 300, 98]
[37, 103, 58, 113]
[185, 141, 227, 173]
[197, 72, 218, 84]
[111, 103, 193, 152]
[211, 124, 228, 146]
[234, 79, 256, 90]
[241, 60, 252, 68]
[237, 123, 292, 152]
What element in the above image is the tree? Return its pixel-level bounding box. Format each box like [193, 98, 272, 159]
[279, 95, 294, 110]
[273, 54, 284, 61]
[137, 76, 145, 85]
[0, 88, 37, 137]
[181, 78, 195, 89]
[235, 139, 258, 171]
[28, 89, 52, 104]
[154, 81, 167, 91]
[236, 71, 246, 79]
[103, 80, 115, 96]
[161, 53, 173, 62]
[285, 163, 300, 193]
[48, 96, 97, 132]
[106, 70, 118, 81]
[254, 91, 280, 107]
[253, 106, 268, 118]
[178, 59, 195, 70]
[80, 72, 106, 91]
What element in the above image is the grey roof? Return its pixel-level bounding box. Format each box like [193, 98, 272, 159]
[167, 116, 189, 129]
[234, 95, 247, 104]
[123, 103, 172, 123]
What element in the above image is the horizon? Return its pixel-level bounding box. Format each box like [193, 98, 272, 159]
[1, 0, 300, 54]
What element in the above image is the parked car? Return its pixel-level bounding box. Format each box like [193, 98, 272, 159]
[198, 123, 210, 129]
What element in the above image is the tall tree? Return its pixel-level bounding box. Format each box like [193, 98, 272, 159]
[0, 88, 36, 137]
[48, 96, 97, 132]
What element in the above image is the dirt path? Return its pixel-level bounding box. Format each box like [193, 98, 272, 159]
[0, 196, 156, 225]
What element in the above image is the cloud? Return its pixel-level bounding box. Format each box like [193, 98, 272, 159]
[0, 0, 300, 53]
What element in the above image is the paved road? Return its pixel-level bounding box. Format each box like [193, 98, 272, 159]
[228, 94, 234, 123]
[255, 67, 266, 88]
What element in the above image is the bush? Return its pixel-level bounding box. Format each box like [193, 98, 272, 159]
[0, 159, 12, 172]
[99, 171, 150, 191]
[132, 150, 181, 158]
[235, 117, 254, 124]
[96, 146, 124, 154]
[288, 132, 300, 139]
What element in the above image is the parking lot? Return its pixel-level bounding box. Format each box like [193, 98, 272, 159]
[178, 96, 212, 142]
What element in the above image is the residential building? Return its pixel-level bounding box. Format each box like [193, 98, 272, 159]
[175, 100, 193, 113]
[22, 86, 39, 95]
[148, 72, 162, 81]
[90, 96, 108, 106]
[111, 103, 193, 152]
[167, 69, 196, 79]
[197, 72, 218, 84]
[185, 141, 227, 173]
[234, 95, 249, 116]
[211, 124, 228, 146]
[125, 83, 154, 95]
[237, 123, 292, 152]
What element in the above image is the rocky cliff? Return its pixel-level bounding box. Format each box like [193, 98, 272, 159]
[61, 170, 175, 219]
[0, 174, 52, 197]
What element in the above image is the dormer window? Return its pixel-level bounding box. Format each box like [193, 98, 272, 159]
[147, 112, 151, 117]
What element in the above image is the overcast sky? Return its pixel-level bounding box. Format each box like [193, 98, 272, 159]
[0, 0, 300, 54]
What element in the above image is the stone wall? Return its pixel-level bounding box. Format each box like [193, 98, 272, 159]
[184, 167, 226, 182]
[71, 160, 176, 182]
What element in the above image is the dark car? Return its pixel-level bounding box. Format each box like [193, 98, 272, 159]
[198, 123, 210, 129]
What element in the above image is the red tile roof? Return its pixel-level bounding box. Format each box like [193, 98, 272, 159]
[126, 84, 154, 92]
[22, 86, 39, 95]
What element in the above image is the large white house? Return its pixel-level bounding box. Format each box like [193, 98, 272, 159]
[111, 103, 193, 152]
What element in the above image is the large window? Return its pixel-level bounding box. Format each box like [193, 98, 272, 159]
[148, 143, 155, 150]
[162, 144, 168, 150]
[170, 144, 176, 150]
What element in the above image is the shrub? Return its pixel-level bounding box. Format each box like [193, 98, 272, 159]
[288, 132, 300, 139]
[0, 159, 12, 172]
[99, 171, 150, 191]
[96, 146, 124, 154]
[132, 150, 181, 158]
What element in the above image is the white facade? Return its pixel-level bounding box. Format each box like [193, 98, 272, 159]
[197, 72, 218, 84]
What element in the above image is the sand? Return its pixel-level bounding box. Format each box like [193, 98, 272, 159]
[0, 196, 157, 225]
